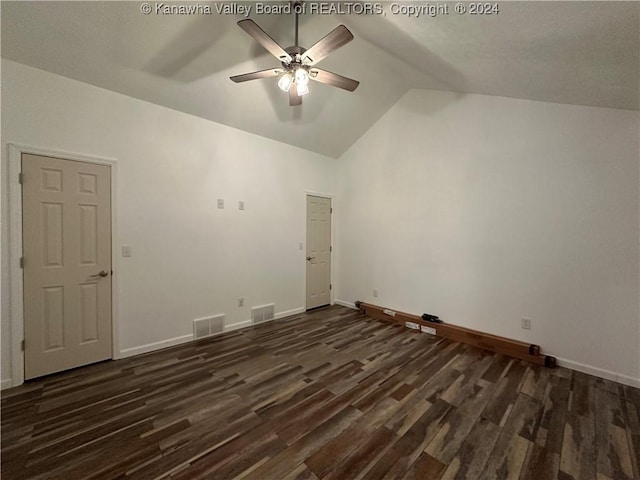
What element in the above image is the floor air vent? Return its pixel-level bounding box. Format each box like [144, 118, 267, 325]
[251, 304, 275, 324]
[193, 314, 225, 339]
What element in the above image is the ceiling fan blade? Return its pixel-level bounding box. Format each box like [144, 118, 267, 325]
[289, 83, 302, 106]
[230, 68, 284, 83]
[237, 19, 292, 63]
[310, 68, 359, 92]
[302, 25, 354, 65]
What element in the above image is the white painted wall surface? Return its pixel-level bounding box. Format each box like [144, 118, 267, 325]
[335, 89, 640, 385]
[1, 60, 336, 384]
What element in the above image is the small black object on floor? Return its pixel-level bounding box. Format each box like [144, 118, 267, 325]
[421, 313, 443, 323]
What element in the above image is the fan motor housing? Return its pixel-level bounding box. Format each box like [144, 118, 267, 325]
[282, 46, 308, 71]
[285, 45, 306, 55]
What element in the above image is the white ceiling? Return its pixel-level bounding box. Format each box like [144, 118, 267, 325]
[2, 1, 638, 158]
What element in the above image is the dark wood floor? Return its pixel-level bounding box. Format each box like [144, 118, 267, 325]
[2, 306, 639, 480]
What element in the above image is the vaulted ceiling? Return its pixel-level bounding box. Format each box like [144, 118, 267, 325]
[2, 1, 638, 158]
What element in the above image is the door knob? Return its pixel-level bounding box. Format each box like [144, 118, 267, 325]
[90, 270, 109, 278]
[306, 256, 315, 261]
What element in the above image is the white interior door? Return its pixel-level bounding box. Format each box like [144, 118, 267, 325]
[306, 195, 331, 310]
[22, 153, 112, 379]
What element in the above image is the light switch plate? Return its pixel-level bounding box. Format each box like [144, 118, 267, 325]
[217, 199, 224, 209]
[121, 245, 132, 257]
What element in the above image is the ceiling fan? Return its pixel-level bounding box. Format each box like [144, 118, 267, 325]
[230, 3, 359, 106]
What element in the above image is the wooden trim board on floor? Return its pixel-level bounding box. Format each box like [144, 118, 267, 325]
[355, 301, 557, 368]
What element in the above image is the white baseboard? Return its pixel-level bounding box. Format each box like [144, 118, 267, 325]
[225, 308, 306, 333]
[119, 334, 194, 358]
[334, 299, 358, 309]
[1, 379, 13, 390]
[275, 307, 305, 319]
[118, 308, 306, 360]
[555, 357, 640, 388]
[224, 319, 252, 332]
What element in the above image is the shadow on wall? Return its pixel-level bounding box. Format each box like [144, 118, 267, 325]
[397, 88, 467, 116]
[142, 13, 309, 83]
[143, 15, 234, 81]
[347, 13, 469, 93]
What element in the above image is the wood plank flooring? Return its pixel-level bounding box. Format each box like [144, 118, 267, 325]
[2, 306, 639, 479]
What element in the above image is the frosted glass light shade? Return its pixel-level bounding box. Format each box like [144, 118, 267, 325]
[297, 81, 309, 95]
[278, 73, 293, 92]
[295, 68, 309, 85]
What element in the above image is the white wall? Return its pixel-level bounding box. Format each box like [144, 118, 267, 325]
[335, 89, 640, 385]
[1, 60, 336, 385]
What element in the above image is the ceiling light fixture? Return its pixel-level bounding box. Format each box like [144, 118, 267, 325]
[230, 1, 359, 106]
[295, 67, 309, 86]
[296, 80, 309, 96]
[278, 66, 310, 95]
[278, 72, 293, 92]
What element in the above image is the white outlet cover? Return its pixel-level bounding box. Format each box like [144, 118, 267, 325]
[421, 325, 437, 335]
[217, 199, 224, 209]
[239, 201, 245, 210]
[373, 289, 378, 297]
[521, 318, 531, 330]
[121, 245, 132, 257]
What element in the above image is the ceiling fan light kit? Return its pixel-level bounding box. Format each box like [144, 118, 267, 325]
[230, 1, 359, 106]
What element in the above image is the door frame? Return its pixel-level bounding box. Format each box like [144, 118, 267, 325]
[304, 191, 335, 311]
[7, 143, 119, 387]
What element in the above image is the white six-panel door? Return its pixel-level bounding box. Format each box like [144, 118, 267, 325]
[22, 154, 112, 379]
[306, 195, 331, 310]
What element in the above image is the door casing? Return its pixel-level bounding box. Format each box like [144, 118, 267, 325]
[7, 143, 119, 388]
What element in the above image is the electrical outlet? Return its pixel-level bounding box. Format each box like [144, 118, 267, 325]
[217, 199, 224, 209]
[238, 298, 244, 307]
[521, 318, 531, 330]
[239, 201, 245, 210]
[373, 288, 378, 298]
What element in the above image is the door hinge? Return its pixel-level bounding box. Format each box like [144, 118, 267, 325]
[330, 284, 332, 290]
[330, 246, 333, 252]
[21, 339, 25, 351]
[18, 173, 24, 184]
[330, 207, 333, 214]
[19, 257, 24, 268]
